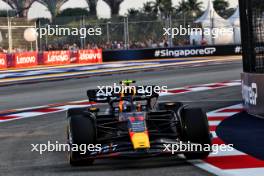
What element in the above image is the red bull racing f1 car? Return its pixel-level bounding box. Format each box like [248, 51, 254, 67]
[67, 80, 212, 166]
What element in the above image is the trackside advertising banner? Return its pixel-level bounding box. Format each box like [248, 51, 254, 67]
[43, 51, 71, 65]
[103, 45, 242, 61]
[241, 73, 264, 117]
[0, 53, 7, 69]
[77, 49, 103, 64]
[13, 52, 38, 68]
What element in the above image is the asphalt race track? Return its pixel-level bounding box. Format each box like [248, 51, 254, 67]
[0, 61, 242, 176]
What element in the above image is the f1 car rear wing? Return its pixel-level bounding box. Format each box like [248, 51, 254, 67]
[87, 86, 159, 103]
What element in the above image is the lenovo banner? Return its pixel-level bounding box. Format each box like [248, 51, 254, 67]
[242, 72, 264, 117]
[77, 49, 103, 64]
[43, 51, 71, 65]
[0, 53, 7, 69]
[13, 52, 38, 68]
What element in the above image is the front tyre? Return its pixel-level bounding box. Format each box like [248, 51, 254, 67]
[67, 114, 96, 166]
[181, 108, 211, 159]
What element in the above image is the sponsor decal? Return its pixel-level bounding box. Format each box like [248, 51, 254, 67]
[77, 49, 102, 64]
[14, 52, 38, 68]
[154, 47, 216, 57]
[242, 73, 264, 116]
[90, 144, 118, 155]
[0, 53, 7, 69]
[242, 81, 258, 105]
[235, 46, 242, 54]
[43, 51, 70, 65]
[17, 56, 36, 64]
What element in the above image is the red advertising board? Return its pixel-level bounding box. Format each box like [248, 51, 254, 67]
[43, 51, 71, 65]
[0, 53, 7, 69]
[14, 52, 38, 68]
[77, 49, 103, 64]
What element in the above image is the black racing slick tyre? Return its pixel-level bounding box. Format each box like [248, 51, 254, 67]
[67, 113, 96, 166]
[181, 108, 211, 160]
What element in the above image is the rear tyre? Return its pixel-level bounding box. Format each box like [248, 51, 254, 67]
[181, 108, 211, 159]
[67, 113, 96, 166]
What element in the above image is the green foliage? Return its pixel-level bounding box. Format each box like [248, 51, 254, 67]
[58, 8, 89, 17]
[213, 0, 229, 17]
[224, 8, 236, 18]
[213, 0, 237, 18]
[176, 0, 203, 18]
[0, 10, 16, 17]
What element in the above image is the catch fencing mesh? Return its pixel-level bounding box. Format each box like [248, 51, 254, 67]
[240, 0, 264, 73]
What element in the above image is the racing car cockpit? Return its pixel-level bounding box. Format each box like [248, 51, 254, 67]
[87, 80, 159, 115]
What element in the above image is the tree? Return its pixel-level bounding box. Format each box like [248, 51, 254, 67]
[225, 8, 236, 18]
[2, 0, 35, 17]
[37, 0, 68, 18]
[177, 0, 189, 13]
[176, 0, 203, 18]
[127, 8, 140, 17]
[102, 0, 124, 16]
[156, 0, 173, 15]
[126, 7, 156, 20]
[142, 0, 173, 17]
[213, 0, 229, 17]
[58, 8, 89, 17]
[142, 2, 158, 15]
[86, 0, 98, 16]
